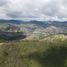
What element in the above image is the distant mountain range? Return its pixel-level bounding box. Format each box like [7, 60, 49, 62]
[0, 20, 67, 40]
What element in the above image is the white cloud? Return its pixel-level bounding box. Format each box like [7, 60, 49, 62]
[0, 0, 67, 20]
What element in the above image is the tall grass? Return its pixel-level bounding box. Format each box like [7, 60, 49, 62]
[0, 38, 67, 67]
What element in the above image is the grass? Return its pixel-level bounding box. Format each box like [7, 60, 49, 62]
[0, 37, 67, 67]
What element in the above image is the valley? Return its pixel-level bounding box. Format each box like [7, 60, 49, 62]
[0, 20, 67, 67]
[0, 20, 67, 40]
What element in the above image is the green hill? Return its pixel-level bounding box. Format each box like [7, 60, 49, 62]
[0, 35, 67, 67]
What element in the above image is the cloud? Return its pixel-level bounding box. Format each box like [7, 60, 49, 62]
[0, 0, 67, 20]
[0, 0, 7, 6]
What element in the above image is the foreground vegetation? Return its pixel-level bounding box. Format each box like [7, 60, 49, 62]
[0, 37, 67, 67]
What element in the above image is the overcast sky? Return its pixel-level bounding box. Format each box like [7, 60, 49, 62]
[0, 0, 67, 21]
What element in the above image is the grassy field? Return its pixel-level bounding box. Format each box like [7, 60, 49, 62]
[0, 37, 67, 67]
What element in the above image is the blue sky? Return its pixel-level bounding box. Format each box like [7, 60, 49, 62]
[0, 0, 67, 21]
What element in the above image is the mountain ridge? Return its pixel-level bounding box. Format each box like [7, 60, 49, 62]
[0, 20, 67, 40]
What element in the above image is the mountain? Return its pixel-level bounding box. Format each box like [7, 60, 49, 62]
[0, 19, 24, 24]
[0, 20, 67, 40]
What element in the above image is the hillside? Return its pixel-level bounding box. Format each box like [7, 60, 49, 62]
[0, 20, 67, 40]
[0, 20, 67, 67]
[0, 35, 67, 67]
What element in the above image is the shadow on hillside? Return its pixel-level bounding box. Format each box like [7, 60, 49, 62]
[0, 32, 26, 41]
[28, 46, 67, 67]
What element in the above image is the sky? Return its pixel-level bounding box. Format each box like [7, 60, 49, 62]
[0, 0, 67, 21]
